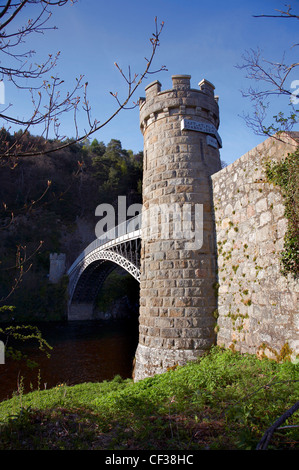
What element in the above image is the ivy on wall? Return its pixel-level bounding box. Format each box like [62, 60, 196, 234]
[265, 148, 299, 277]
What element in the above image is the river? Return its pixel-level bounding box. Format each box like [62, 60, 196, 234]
[0, 319, 139, 402]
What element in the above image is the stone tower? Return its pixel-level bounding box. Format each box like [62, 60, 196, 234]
[133, 75, 222, 381]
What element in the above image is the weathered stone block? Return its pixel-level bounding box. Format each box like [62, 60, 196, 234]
[212, 132, 299, 361]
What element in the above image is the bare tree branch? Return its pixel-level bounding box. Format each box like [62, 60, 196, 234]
[253, 4, 299, 20]
[237, 5, 299, 137]
[256, 400, 299, 450]
[0, 3, 166, 305]
[0, 4, 166, 160]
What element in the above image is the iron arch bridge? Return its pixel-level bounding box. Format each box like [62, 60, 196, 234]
[67, 215, 141, 320]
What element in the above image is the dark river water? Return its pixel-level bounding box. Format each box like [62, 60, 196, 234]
[0, 319, 139, 402]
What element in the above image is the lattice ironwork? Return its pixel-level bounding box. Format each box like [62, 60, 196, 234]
[67, 219, 141, 307]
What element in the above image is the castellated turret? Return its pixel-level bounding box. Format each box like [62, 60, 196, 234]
[133, 75, 221, 381]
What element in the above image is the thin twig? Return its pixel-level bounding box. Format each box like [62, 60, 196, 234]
[256, 401, 299, 450]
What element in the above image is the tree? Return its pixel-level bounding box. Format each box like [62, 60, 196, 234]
[0, 1, 165, 302]
[237, 4, 299, 139]
[90, 139, 106, 157]
[0, 1, 166, 161]
[91, 138, 143, 207]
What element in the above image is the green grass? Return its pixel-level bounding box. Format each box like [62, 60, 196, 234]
[0, 347, 298, 450]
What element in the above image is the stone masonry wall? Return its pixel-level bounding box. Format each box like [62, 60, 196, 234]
[211, 133, 299, 360]
[134, 75, 222, 381]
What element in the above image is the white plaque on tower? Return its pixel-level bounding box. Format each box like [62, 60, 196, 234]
[181, 119, 222, 148]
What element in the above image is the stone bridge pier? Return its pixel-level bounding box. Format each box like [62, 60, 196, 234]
[133, 75, 222, 380]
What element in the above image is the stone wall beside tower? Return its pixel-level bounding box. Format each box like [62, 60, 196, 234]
[133, 75, 222, 381]
[212, 133, 299, 360]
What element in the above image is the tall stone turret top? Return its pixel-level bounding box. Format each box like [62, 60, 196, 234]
[140, 74, 220, 142]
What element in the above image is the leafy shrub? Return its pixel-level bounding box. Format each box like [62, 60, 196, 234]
[265, 149, 299, 277]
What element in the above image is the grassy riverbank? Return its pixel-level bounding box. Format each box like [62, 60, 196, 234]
[0, 347, 298, 450]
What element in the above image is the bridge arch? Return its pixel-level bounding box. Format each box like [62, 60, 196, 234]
[67, 215, 141, 320]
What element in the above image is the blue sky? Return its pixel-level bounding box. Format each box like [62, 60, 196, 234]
[3, 0, 299, 164]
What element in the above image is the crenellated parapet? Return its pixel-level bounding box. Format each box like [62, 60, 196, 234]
[139, 75, 220, 135]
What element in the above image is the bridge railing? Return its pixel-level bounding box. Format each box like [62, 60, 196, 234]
[67, 213, 142, 276]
